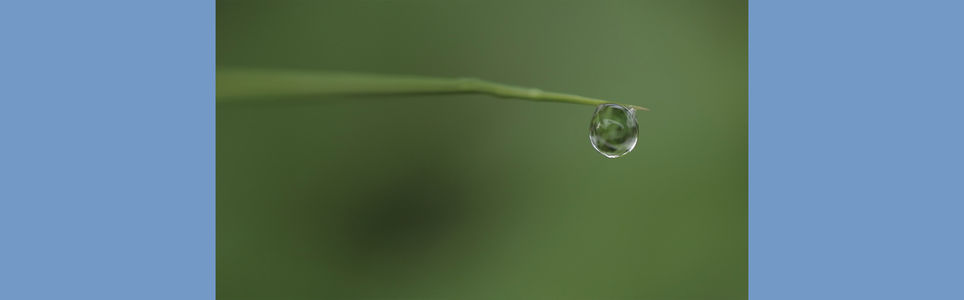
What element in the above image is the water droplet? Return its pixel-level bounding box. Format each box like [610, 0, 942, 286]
[589, 104, 638, 158]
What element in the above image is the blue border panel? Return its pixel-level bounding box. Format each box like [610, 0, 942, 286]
[751, 0, 964, 299]
[0, 1, 214, 299]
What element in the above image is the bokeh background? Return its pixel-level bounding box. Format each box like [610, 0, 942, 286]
[217, 0, 746, 299]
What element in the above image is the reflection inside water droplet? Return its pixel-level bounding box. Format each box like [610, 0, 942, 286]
[589, 104, 638, 158]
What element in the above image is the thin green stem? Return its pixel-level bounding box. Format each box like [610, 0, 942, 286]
[217, 69, 649, 111]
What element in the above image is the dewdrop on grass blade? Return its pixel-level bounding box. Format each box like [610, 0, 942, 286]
[589, 104, 638, 158]
[217, 69, 649, 158]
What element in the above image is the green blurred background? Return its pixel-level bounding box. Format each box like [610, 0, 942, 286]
[217, 0, 746, 299]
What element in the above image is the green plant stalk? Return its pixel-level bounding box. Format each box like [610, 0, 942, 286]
[217, 69, 649, 111]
